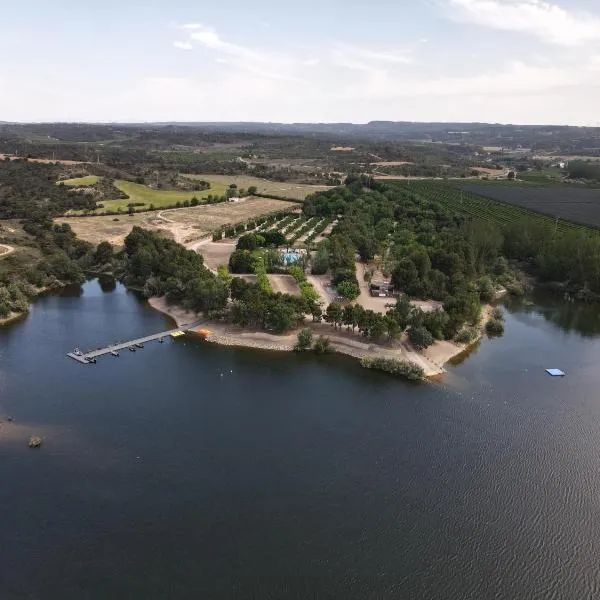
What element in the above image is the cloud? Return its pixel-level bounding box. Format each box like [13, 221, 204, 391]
[446, 0, 600, 46]
[179, 23, 203, 30]
[332, 42, 413, 72]
[346, 60, 584, 102]
[173, 41, 193, 50]
[174, 24, 308, 82]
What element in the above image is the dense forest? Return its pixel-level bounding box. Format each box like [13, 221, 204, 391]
[0, 220, 103, 318]
[306, 177, 600, 299]
[0, 160, 107, 317]
[0, 159, 97, 219]
[120, 228, 310, 333]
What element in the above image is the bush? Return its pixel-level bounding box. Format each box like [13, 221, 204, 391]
[294, 328, 313, 352]
[454, 327, 479, 344]
[313, 335, 335, 354]
[360, 357, 424, 381]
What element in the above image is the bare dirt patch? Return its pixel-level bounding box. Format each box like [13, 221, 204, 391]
[0, 244, 15, 258]
[55, 197, 297, 247]
[0, 154, 89, 166]
[268, 275, 301, 296]
[356, 262, 443, 314]
[371, 161, 415, 167]
[184, 174, 330, 201]
[195, 240, 237, 271]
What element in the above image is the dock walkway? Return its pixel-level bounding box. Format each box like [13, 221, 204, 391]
[67, 320, 205, 364]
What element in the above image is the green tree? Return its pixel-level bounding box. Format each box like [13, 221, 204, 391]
[311, 246, 330, 275]
[342, 305, 355, 331]
[217, 265, 233, 289]
[337, 280, 360, 301]
[385, 314, 402, 342]
[310, 303, 323, 322]
[352, 304, 365, 332]
[266, 301, 295, 333]
[408, 325, 434, 350]
[325, 302, 343, 329]
[94, 241, 113, 264]
[370, 315, 387, 341]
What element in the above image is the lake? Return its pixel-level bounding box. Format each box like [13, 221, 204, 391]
[2, 280, 600, 599]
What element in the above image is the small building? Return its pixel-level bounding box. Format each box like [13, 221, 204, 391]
[370, 281, 395, 297]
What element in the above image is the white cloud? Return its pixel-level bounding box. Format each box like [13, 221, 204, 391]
[175, 24, 308, 82]
[179, 23, 203, 30]
[338, 44, 414, 65]
[173, 41, 193, 50]
[350, 60, 578, 100]
[446, 0, 600, 46]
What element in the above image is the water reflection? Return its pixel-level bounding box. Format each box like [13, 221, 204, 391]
[97, 275, 117, 293]
[505, 291, 600, 336]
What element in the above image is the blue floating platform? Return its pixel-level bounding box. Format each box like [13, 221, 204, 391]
[546, 369, 565, 377]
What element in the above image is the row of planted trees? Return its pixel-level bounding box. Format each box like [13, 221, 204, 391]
[311, 293, 482, 350]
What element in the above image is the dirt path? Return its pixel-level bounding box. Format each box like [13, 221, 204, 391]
[0, 244, 15, 259]
[307, 274, 335, 305]
[268, 275, 301, 296]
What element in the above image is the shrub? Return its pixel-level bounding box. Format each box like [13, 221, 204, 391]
[313, 335, 335, 354]
[454, 327, 479, 344]
[294, 328, 313, 352]
[360, 357, 424, 381]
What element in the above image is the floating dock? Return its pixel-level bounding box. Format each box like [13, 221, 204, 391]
[67, 321, 205, 364]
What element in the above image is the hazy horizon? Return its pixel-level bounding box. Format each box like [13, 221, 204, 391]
[2, 0, 600, 126]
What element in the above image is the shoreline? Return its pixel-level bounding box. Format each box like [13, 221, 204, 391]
[148, 296, 491, 378]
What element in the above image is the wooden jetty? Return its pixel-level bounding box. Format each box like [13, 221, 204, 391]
[67, 321, 205, 364]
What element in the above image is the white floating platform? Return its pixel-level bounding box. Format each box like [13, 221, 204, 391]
[546, 369, 565, 377]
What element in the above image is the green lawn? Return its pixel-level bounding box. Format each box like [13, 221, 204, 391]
[60, 175, 100, 186]
[92, 180, 229, 214]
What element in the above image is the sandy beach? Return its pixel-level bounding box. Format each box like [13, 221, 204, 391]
[146, 296, 492, 378]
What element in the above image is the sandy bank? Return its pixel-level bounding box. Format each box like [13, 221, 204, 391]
[148, 296, 447, 377]
[0, 244, 15, 258]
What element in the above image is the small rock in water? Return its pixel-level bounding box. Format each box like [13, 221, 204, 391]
[28, 436, 42, 448]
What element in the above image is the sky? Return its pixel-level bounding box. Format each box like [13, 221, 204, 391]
[1, 0, 600, 125]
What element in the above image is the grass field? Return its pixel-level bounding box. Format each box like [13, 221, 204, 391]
[55, 197, 298, 246]
[60, 175, 100, 186]
[183, 174, 330, 200]
[90, 180, 229, 213]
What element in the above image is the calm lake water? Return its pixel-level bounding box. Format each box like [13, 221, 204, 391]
[2, 280, 600, 599]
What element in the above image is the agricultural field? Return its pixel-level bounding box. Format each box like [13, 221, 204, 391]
[55, 197, 297, 246]
[183, 174, 330, 200]
[60, 175, 100, 186]
[394, 181, 592, 234]
[96, 180, 229, 213]
[463, 185, 600, 229]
